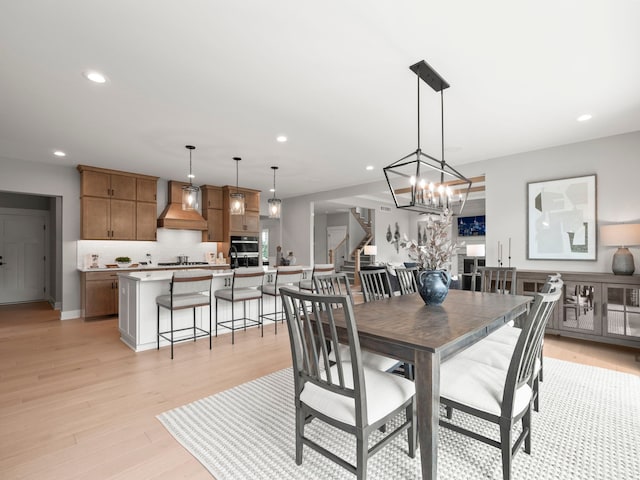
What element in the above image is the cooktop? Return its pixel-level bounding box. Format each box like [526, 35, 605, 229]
[157, 261, 209, 266]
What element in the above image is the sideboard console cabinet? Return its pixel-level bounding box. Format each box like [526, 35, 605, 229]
[517, 270, 640, 349]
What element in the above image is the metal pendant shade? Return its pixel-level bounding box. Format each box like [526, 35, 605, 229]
[384, 60, 471, 215]
[229, 157, 245, 215]
[181, 145, 199, 211]
[268, 166, 282, 219]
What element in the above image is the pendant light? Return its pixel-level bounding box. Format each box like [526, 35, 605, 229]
[383, 60, 472, 215]
[229, 157, 245, 215]
[268, 166, 282, 219]
[181, 145, 199, 211]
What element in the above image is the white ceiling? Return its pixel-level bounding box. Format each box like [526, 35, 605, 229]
[1, 1, 639, 206]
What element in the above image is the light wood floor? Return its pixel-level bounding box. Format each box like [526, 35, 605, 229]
[0, 302, 637, 479]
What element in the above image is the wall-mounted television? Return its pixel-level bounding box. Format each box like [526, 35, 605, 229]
[458, 215, 485, 237]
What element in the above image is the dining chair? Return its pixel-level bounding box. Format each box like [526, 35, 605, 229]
[156, 271, 213, 359]
[279, 287, 416, 479]
[260, 266, 303, 334]
[359, 269, 393, 302]
[473, 266, 517, 294]
[214, 267, 265, 344]
[299, 263, 335, 291]
[439, 282, 562, 480]
[314, 272, 402, 373]
[395, 266, 419, 295]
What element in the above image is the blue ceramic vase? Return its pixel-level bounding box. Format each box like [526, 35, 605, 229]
[418, 270, 451, 305]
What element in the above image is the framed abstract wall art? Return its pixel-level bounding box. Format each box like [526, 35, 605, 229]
[527, 174, 597, 260]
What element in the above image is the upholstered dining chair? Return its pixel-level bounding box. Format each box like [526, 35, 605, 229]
[395, 266, 419, 295]
[439, 281, 562, 480]
[156, 271, 213, 359]
[314, 272, 402, 373]
[280, 287, 416, 479]
[473, 266, 517, 294]
[359, 269, 393, 302]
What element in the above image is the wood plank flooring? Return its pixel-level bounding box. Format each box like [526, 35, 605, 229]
[0, 301, 637, 479]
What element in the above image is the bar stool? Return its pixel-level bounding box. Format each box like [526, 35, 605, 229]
[299, 263, 335, 291]
[214, 267, 265, 344]
[260, 266, 303, 334]
[156, 271, 213, 359]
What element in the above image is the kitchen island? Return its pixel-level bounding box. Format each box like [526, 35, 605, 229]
[117, 267, 312, 352]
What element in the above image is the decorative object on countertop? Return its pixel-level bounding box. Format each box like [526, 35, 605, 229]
[181, 145, 200, 211]
[268, 166, 282, 219]
[384, 60, 472, 215]
[400, 208, 462, 305]
[600, 223, 640, 275]
[115, 256, 131, 267]
[229, 157, 245, 215]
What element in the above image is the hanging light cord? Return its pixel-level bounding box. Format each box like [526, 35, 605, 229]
[272, 168, 277, 199]
[416, 71, 421, 151]
[189, 148, 193, 186]
[440, 89, 445, 184]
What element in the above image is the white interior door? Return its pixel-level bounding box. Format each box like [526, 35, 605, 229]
[0, 213, 47, 304]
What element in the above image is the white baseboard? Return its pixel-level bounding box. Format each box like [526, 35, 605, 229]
[61, 309, 82, 320]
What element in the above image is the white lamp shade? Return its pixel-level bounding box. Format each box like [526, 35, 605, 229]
[600, 224, 640, 247]
[466, 244, 485, 257]
[364, 245, 377, 255]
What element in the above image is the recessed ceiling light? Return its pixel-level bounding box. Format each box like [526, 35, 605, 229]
[577, 114, 592, 122]
[269, 188, 276, 193]
[276, 135, 287, 143]
[53, 150, 66, 157]
[83, 70, 107, 84]
[366, 165, 374, 171]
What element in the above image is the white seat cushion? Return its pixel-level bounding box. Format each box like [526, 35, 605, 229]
[457, 340, 541, 377]
[156, 293, 210, 309]
[440, 357, 532, 417]
[329, 344, 401, 372]
[300, 362, 414, 426]
[261, 284, 299, 296]
[485, 325, 522, 346]
[299, 279, 313, 290]
[214, 288, 262, 302]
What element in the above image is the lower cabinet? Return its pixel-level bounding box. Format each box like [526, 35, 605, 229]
[82, 271, 120, 318]
[517, 270, 640, 348]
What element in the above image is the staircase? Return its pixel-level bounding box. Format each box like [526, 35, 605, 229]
[341, 208, 374, 283]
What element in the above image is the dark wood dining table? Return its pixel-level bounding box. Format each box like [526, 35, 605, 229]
[349, 289, 531, 480]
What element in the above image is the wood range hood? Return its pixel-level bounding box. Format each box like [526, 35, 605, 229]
[157, 180, 207, 230]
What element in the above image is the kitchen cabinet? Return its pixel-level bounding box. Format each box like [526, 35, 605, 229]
[201, 185, 224, 242]
[82, 271, 120, 318]
[222, 186, 261, 236]
[517, 270, 640, 348]
[78, 165, 158, 240]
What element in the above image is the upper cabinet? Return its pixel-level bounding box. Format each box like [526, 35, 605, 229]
[78, 165, 158, 241]
[222, 186, 261, 236]
[201, 185, 224, 242]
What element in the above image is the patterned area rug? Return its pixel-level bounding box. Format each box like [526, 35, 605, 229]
[158, 358, 640, 479]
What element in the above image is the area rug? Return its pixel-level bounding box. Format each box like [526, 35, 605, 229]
[158, 358, 639, 479]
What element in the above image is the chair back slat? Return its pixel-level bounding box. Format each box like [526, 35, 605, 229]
[232, 267, 265, 289]
[359, 269, 393, 302]
[395, 267, 419, 295]
[502, 278, 562, 416]
[313, 272, 354, 305]
[281, 287, 367, 422]
[478, 267, 517, 294]
[171, 271, 213, 295]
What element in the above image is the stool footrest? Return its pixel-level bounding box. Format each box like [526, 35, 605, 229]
[158, 326, 210, 345]
[217, 318, 261, 331]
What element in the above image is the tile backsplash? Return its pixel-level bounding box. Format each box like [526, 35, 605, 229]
[77, 228, 219, 268]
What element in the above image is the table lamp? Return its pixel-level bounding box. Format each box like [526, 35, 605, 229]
[364, 245, 377, 260]
[600, 224, 640, 275]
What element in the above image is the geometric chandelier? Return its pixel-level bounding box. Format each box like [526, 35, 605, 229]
[384, 60, 472, 215]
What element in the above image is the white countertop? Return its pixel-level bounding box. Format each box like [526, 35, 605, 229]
[78, 263, 230, 273]
[119, 266, 312, 282]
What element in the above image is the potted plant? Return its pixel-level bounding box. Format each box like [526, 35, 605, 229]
[400, 209, 463, 305]
[115, 256, 131, 267]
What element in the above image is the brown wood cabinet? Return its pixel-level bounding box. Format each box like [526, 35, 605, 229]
[78, 165, 158, 240]
[222, 186, 261, 237]
[82, 271, 120, 318]
[201, 185, 224, 242]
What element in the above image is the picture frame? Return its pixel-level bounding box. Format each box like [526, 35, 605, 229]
[527, 174, 597, 260]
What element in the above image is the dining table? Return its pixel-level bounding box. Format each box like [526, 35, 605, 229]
[348, 289, 531, 480]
